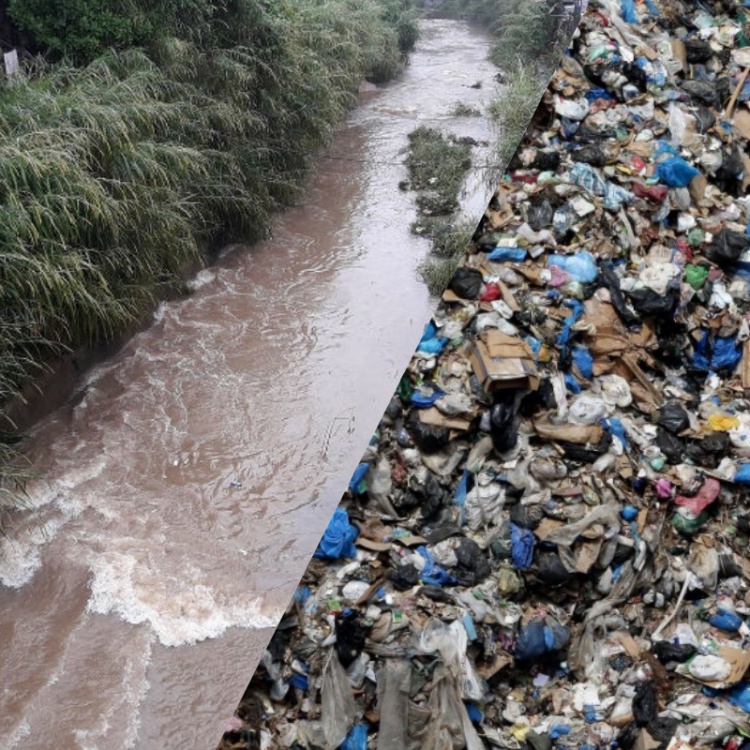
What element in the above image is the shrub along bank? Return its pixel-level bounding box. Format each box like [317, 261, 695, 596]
[0, 0, 418, 509]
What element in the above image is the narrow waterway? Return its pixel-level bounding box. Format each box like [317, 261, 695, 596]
[0, 20, 499, 749]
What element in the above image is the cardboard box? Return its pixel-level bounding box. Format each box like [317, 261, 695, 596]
[468, 330, 539, 393]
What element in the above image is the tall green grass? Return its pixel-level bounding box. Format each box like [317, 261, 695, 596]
[0, 0, 418, 520]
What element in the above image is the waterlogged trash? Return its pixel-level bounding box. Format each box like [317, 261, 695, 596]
[223, 2, 750, 748]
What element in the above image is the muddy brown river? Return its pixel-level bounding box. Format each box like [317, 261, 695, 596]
[0, 20, 499, 749]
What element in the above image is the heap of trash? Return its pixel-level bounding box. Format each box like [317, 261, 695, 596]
[219, 1, 750, 748]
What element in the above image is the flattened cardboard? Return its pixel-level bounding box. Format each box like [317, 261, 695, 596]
[534, 419, 604, 445]
[468, 330, 540, 393]
[419, 406, 473, 432]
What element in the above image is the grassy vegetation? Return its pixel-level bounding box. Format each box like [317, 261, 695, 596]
[416, 220, 476, 295]
[452, 101, 481, 117]
[0, 0, 419, 522]
[402, 126, 475, 295]
[405, 127, 473, 216]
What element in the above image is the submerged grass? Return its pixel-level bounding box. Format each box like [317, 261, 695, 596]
[405, 127, 473, 216]
[0, 0, 419, 523]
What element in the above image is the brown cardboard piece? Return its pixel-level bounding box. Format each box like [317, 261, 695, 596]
[635, 729, 661, 750]
[534, 419, 604, 446]
[468, 330, 540, 393]
[419, 406, 473, 432]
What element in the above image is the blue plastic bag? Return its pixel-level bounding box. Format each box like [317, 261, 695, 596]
[657, 157, 700, 187]
[340, 724, 368, 750]
[729, 683, 750, 714]
[314, 508, 359, 560]
[709, 608, 743, 632]
[487, 247, 527, 263]
[416, 546, 457, 587]
[548, 252, 599, 283]
[602, 417, 628, 449]
[572, 346, 594, 379]
[621, 0, 638, 23]
[510, 523, 534, 569]
[556, 300, 585, 356]
[454, 469, 469, 507]
[410, 387, 443, 408]
[735, 464, 750, 484]
[693, 332, 743, 372]
[621, 506, 638, 522]
[565, 373, 582, 394]
[515, 619, 570, 661]
[349, 462, 370, 494]
[418, 321, 448, 355]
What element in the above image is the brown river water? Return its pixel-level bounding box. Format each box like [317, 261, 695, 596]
[0, 20, 499, 750]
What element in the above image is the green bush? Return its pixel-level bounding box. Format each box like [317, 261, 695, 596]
[8, 0, 138, 61]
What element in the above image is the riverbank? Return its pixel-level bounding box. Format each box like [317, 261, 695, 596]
[0, 0, 418, 511]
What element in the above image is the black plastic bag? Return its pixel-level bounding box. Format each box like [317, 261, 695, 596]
[656, 427, 685, 464]
[653, 641, 697, 665]
[705, 228, 749, 265]
[632, 681, 657, 727]
[537, 552, 572, 587]
[531, 151, 561, 172]
[407, 410, 450, 454]
[388, 563, 421, 591]
[680, 80, 719, 106]
[453, 537, 491, 586]
[684, 39, 714, 63]
[627, 284, 679, 318]
[509, 502, 544, 530]
[560, 431, 612, 463]
[335, 614, 368, 667]
[647, 717, 679, 748]
[490, 395, 518, 454]
[617, 723, 640, 750]
[658, 401, 690, 434]
[599, 265, 640, 326]
[571, 143, 607, 167]
[449, 266, 483, 299]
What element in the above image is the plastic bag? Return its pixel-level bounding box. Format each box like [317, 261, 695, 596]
[656, 156, 700, 188]
[653, 641, 697, 665]
[510, 523, 534, 569]
[706, 228, 749, 266]
[406, 410, 450, 454]
[621, 0, 638, 23]
[376, 660, 411, 750]
[449, 267, 483, 299]
[548, 251, 598, 284]
[487, 247, 527, 263]
[490, 397, 518, 454]
[658, 401, 690, 434]
[632, 682, 657, 727]
[314, 508, 359, 560]
[321, 649, 358, 750]
[340, 725, 368, 750]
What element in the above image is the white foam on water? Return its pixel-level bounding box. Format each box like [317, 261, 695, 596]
[186, 269, 216, 291]
[86, 552, 280, 647]
[0, 515, 68, 588]
[2, 719, 30, 750]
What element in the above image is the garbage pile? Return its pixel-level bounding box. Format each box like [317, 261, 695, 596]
[219, 1, 750, 749]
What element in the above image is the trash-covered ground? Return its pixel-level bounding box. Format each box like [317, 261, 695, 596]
[219, 1, 750, 748]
